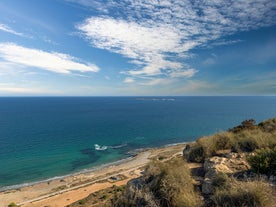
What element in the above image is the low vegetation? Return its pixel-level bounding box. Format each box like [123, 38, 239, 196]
[186, 118, 276, 163]
[247, 147, 276, 176]
[7, 203, 18, 207]
[114, 158, 203, 207]
[212, 179, 273, 207]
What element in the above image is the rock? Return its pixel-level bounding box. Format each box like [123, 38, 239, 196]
[202, 178, 213, 194]
[269, 175, 276, 182]
[204, 157, 233, 178]
[204, 154, 250, 175]
[182, 144, 191, 156]
[202, 153, 250, 195]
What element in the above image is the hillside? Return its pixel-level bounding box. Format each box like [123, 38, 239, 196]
[69, 117, 276, 207]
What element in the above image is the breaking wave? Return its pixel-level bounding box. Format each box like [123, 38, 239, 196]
[94, 143, 127, 151]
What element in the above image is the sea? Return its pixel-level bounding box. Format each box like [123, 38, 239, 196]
[0, 96, 275, 190]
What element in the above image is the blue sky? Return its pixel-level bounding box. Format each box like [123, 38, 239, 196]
[0, 0, 275, 96]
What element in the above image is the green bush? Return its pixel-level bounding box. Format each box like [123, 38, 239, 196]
[7, 203, 18, 207]
[101, 194, 108, 199]
[247, 147, 276, 175]
[78, 200, 85, 205]
[187, 145, 205, 163]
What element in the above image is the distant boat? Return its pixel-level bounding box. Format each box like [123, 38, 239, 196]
[94, 144, 108, 151]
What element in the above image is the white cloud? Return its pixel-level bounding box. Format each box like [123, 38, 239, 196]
[170, 69, 198, 78]
[75, 0, 276, 84]
[124, 77, 135, 83]
[0, 43, 99, 74]
[77, 17, 181, 58]
[77, 17, 189, 79]
[0, 23, 24, 36]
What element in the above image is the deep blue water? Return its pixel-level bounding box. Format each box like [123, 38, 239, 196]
[0, 96, 275, 189]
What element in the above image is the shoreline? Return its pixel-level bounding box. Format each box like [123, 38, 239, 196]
[0, 143, 186, 207]
[0, 155, 136, 193]
[0, 143, 187, 192]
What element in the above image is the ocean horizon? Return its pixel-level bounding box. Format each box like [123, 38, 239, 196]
[0, 96, 275, 190]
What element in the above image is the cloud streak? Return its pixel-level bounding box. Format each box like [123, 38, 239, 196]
[76, 0, 276, 84]
[0, 43, 99, 74]
[0, 23, 24, 36]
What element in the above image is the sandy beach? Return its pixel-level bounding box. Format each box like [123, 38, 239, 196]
[0, 144, 186, 207]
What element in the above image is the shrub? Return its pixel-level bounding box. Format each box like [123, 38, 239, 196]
[230, 129, 276, 152]
[235, 136, 258, 152]
[7, 203, 18, 207]
[145, 158, 203, 207]
[101, 194, 108, 199]
[213, 133, 233, 152]
[78, 200, 85, 205]
[212, 180, 273, 207]
[185, 119, 276, 162]
[199, 132, 234, 155]
[247, 147, 276, 175]
[258, 117, 276, 133]
[186, 145, 205, 163]
[212, 172, 231, 190]
[229, 119, 257, 133]
[115, 157, 203, 207]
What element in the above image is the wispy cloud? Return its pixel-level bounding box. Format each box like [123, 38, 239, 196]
[0, 23, 24, 36]
[0, 85, 62, 95]
[0, 43, 99, 74]
[0, 86, 40, 93]
[123, 77, 135, 83]
[77, 17, 183, 77]
[170, 69, 198, 78]
[76, 0, 276, 85]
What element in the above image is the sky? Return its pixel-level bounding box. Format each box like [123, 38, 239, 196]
[0, 0, 275, 96]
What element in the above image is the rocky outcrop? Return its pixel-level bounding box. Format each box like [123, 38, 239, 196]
[202, 153, 250, 194]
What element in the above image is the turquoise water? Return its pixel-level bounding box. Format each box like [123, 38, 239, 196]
[0, 96, 275, 189]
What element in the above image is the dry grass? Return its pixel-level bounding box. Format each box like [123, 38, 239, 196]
[115, 157, 203, 207]
[186, 118, 276, 163]
[146, 158, 203, 207]
[212, 179, 274, 207]
[232, 129, 276, 152]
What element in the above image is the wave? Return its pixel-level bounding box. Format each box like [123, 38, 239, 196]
[94, 143, 127, 151]
[94, 144, 108, 151]
[109, 143, 127, 149]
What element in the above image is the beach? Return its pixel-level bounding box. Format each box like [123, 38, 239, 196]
[0, 143, 186, 207]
